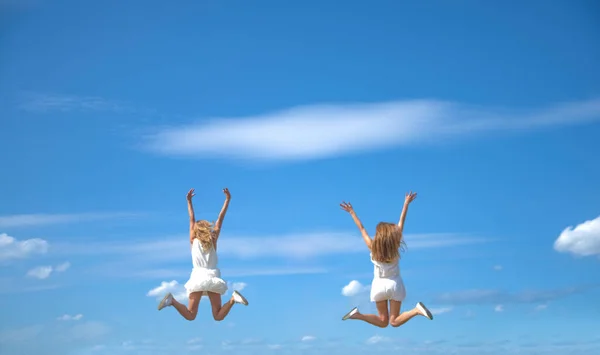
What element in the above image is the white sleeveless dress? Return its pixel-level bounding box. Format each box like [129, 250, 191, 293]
[369, 253, 406, 302]
[184, 238, 228, 296]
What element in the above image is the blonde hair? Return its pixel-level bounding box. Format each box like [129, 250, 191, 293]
[371, 222, 406, 263]
[193, 220, 215, 250]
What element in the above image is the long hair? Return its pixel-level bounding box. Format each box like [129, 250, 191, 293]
[371, 222, 406, 263]
[193, 220, 215, 250]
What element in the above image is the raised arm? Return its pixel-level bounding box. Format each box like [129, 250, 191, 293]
[187, 188, 196, 230]
[398, 191, 417, 234]
[340, 201, 372, 249]
[213, 188, 231, 240]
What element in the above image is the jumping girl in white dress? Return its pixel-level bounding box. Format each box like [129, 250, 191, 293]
[340, 191, 433, 328]
[157, 187, 248, 321]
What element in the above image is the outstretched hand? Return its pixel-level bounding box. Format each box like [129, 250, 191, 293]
[340, 201, 354, 214]
[187, 188, 196, 201]
[223, 188, 231, 199]
[405, 191, 417, 204]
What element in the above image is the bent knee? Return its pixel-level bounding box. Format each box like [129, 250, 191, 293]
[212, 309, 224, 321]
[378, 316, 389, 328]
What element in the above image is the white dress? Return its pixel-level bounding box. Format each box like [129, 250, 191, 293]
[184, 238, 228, 297]
[369, 253, 406, 302]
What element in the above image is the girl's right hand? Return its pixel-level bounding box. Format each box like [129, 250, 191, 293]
[187, 188, 195, 201]
[340, 201, 354, 213]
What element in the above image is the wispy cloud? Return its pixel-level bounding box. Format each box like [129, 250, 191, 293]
[430, 307, 453, 315]
[57, 314, 83, 321]
[433, 284, 599, 305]
[0, 233, 48, 261]
[366, 335, 391, 344]
[26, 261, 70, 279]
[26, 266, 53, 279]
[0, 212, 141, 228]
[554, 215, 600, 257]
[54, 232, 487, 261]
[494, 304, 504, 312]
[111, 266, 328, 279]
[18, 93, 148, 114]
[143, 97, 600, 162]
[0, 324, 44, 343]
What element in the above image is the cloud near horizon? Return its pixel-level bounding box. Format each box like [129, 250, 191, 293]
[143, 97, 600, 161]
[0, 212, 141, 228]
[432, 284, 599, 305]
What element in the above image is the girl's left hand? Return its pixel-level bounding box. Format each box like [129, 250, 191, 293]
[223, 188, 231, 199]
[405, 191, 417, 204]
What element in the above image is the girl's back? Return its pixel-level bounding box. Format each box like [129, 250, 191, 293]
[191, 238, 219, 270]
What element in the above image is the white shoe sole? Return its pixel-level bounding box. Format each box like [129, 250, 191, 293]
[342, 307, 358, 321]
[416, 302, 433, 320]
[232, 291, 249, 306]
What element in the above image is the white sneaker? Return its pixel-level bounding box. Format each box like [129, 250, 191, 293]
[416, 302, 433, 320]
[342, 307, 358, 321]
[232, 291, 249, 306]
[158, 293, 173, 310]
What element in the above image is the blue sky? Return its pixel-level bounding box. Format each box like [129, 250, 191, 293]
[1, 0, 600, 354]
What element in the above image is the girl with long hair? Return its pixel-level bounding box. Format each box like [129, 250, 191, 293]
[157, 187, 248, 321]
[340, 191, 433, 327]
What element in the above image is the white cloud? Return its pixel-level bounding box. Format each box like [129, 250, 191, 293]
[494, 305, 504, 312]
[433, 285, 598, 305]
[301, 335, 316, 342]
[55, 262, 71, 272]
[554, 216, 600, 257]
[143, 97, 600, 161]
[56, 232, 486, 261]
[0, 233, 48, 261]
[112, 266, 328, 279]
[493, 265, 503, 271]
[26, 266, 53, 279]
[67, 321, 110, 341]
[230, 282, 247, 292]
[18, 93, 144, 114]
[57, 314, 83, 321]
[0, 212, 140, 228]
[535, 304, 548, 311]
[0, 325, 44, 343]
[342, 280, 369, 297]
[267, 344, 282, 350]
[147, 280, 187, 301]
[430, 307, 453, 315]
[25, 262, 71, 280]
[366, 335, 390, 344]
[187, 337, 202, 344]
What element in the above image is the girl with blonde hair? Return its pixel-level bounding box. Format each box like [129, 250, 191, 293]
[340, 191, 433, 327]
[157, 187, 248, 321]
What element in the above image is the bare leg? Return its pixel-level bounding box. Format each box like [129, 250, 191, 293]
[172, 292, 202, 321]
[389, 300, 421, 327]
[208, 292, 235, 321]
[350, 301, 389, 328]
